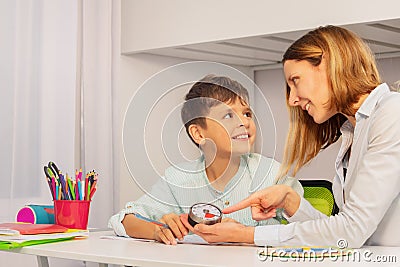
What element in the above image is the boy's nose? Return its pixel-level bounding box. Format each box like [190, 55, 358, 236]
[238, 116, 250, 128]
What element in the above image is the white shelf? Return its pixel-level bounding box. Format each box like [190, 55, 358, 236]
[123, 18, 400, 68]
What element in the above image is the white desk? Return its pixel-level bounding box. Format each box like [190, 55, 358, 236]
[7, 231, 400, 267]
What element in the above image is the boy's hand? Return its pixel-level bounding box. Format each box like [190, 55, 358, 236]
[154, 213, 188, 245]
[221, 217, 240, 223]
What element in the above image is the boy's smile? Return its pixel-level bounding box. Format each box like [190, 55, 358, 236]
[232, 133, 250, 140]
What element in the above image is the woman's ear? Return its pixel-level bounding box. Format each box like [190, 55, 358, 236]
[188, 124, 205, 146]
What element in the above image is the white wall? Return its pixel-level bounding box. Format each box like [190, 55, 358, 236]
[116, 53, 253, 208]
[117, 54, 186, 208]
[254, 56, 400, 181]
[377, 57, 400, 86]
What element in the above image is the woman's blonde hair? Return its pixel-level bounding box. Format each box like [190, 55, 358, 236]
[279, 25, 381, 178]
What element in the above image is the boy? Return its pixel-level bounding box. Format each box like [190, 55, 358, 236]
[108, 74, 303, 245]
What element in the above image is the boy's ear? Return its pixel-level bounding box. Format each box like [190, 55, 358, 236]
[188, 124, 205, 145]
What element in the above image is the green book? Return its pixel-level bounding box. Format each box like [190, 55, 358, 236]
[0, 237, 74, 250]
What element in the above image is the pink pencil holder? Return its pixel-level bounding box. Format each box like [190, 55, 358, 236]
[53, 200, 90, 229]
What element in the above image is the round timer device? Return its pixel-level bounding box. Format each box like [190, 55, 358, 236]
[188, 203, 222, 227]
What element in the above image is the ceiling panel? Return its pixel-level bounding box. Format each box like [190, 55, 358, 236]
[188, 42, 282, 62]
[224, 37, 289, 54]
[267, 30, 309, 42]
[147, 48, 272, 66]
[346, 25, 400, 46]
[365, 42, 399, 54]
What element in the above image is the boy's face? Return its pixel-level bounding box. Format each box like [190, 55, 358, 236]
[201, 98, 256, 157]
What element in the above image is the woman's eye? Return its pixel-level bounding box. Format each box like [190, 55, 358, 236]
[223, 113, 233, 119]
[291, 77, 299, 85]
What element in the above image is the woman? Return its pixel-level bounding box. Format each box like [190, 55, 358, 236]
[180, 25, 400, 248]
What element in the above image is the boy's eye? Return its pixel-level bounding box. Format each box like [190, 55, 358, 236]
[223, 113, 233, 119]
[244, 111, 252, 118]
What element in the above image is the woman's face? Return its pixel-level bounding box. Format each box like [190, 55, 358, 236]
[283, 59, 338, 124]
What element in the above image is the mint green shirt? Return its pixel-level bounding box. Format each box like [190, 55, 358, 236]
[109, 153, 303, 237]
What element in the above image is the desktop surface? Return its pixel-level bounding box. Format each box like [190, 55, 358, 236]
[10, 231, 400, 267]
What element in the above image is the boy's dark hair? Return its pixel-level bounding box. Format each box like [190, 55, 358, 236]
[181, 74, 250, 147]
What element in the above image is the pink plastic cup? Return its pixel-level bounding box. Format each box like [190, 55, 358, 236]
[53, 200, 90, 229]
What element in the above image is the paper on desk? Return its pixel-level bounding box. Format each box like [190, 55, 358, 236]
[179, 235, 254, 246]
[100, 234, 208, 244]
[179, 234, 210, 244]
[100, 234, 156, 243]
[101, 234, 252, 246]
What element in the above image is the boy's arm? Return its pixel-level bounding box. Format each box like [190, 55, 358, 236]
[122, 213, 158, 239]
[108, 200, 167, 238]
[122, 212, 187, 245]
[108, 176, 187, 243]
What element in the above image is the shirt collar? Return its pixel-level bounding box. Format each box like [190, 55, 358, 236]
[357, 83, 390, 118]
[201, 154, 248, 193]
[339, 120, 354, 155]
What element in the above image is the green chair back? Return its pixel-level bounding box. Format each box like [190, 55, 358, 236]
[299, 180, 339, 216]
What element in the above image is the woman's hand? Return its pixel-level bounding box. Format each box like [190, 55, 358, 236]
[154, 213, 188, 245]
[180, 214, 254, 244]
[223, 185, 301, 220]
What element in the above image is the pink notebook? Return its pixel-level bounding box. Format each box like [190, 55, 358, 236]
[0, 223, 68, 235]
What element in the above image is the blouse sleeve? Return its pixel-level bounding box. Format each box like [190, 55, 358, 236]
[286, 196, 328, 223]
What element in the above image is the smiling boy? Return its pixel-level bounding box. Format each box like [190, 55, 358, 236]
[108, 74, 303, 244]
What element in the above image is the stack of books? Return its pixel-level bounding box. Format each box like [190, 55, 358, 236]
[0, 222, 88, 250]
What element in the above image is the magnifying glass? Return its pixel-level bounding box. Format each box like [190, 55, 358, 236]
[188, 203, 222, 227]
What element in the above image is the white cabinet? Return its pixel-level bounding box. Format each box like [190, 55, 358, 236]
[121, 0, 400, 67]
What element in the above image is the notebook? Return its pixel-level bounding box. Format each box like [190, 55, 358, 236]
[0, 223, 89, 250]
[0, 223, 68, 236]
